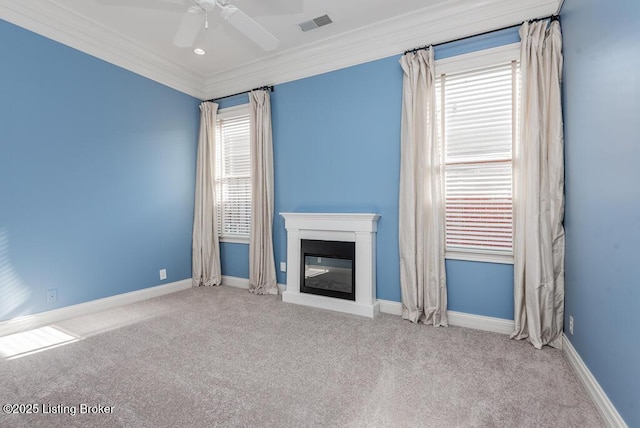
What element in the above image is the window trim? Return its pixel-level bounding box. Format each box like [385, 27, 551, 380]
[220, 235, 250, 244]
[216, 103, 251, 244]
[436, 43, 519, 265]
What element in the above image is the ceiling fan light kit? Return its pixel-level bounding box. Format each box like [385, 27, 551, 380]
[173, 0, 280, 51]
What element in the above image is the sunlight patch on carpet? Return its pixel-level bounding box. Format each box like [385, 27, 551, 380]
[0, 326, 78, 360]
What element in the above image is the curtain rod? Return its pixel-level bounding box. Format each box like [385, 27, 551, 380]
[207, 85, 274, 102]
[403, 14, 559, 55]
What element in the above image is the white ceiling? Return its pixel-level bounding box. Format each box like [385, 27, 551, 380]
[0, 0, 561, 100]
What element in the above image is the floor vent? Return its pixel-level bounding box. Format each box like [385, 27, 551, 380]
[299, 14, 333, 32]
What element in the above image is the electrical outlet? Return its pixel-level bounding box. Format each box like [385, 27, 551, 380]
[317, 257, 322, 264]
[569, 316, 574, 335]
[47, 288, 57, 304]
[280, 262, 286, 272]
[159, 269, 167, 280]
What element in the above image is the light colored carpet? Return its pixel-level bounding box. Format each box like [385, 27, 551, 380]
[0, 286, 603, 427]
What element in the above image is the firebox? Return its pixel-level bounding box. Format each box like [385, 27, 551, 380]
[300, 239, 355, 301]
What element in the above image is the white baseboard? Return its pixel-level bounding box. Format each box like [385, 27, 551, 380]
[221, 275, 286, 295]
[377, 299, 514, 335]
[447, 310, 515, 335]
[0, 279, 192, 337]
[378, 299, 403, 316]
[221, 275, 250, 289]
[563, 334, 627, 428]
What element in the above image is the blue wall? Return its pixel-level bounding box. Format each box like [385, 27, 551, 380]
[220, 27, 519, 318]
[0, 19, 200, 321]
[562, 1, 640, 425]
[446, 260, 513, 319]
[3, 7, 635, 422]
[0, 14, 521, 321]
[272, 55, 403, 301]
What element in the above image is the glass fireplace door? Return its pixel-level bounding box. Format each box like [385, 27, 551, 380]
[300, 240, 355, 301]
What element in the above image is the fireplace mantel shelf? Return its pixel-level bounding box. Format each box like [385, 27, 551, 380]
[280, 212, 381, 318]
[280, 212, 380, 231]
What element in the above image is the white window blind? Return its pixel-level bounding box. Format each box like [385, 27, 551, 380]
[436, 60, 519, 258]
[215, 107, 251, 239]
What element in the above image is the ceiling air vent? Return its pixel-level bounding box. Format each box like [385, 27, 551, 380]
[298, 14, 333, 32]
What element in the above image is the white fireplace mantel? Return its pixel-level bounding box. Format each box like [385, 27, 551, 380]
[280, 212, 381, 318]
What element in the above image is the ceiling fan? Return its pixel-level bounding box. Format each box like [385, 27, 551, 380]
[174, 0, 279, 51]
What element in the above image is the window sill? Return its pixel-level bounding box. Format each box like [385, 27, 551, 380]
[445, 251, 514, 265]
[219, 236, 249, 244]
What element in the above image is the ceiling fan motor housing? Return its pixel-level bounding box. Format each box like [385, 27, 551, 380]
[177, 0, 279, 51]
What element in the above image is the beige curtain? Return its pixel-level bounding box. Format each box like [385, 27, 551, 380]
[192, 101, 222, 287]
[248, 90, 278, 295]
[512, 20, 565, 349]
[398, 48, 448, 327]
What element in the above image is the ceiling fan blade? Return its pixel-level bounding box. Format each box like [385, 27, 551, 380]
[173, 11, 206, 47]
[223, 7, 279, 51]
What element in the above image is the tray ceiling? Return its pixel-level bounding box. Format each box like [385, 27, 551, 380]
[0, 0, 561, 99]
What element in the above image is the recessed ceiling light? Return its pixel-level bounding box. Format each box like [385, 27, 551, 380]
[193, 48, 206, 56]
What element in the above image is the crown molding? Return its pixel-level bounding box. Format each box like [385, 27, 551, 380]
[204, 0, 560, 99]
[0, 0, 560, 101]
[0, 0, 207, 99]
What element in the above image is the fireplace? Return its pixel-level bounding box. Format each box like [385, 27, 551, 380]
[280, 213, 380, 318]
[300, 239, 355, 301]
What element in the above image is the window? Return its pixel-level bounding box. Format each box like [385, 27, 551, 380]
[435, 45, 520, 263]
[215, 105, 251, 242]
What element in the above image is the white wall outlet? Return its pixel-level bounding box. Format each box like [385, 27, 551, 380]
[569, 315, 574, 335]
[47, 288, 57, 304]
[159, 269, 167, 280]
[280, 262, 286, 272]
[317, 257, 322, 263]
